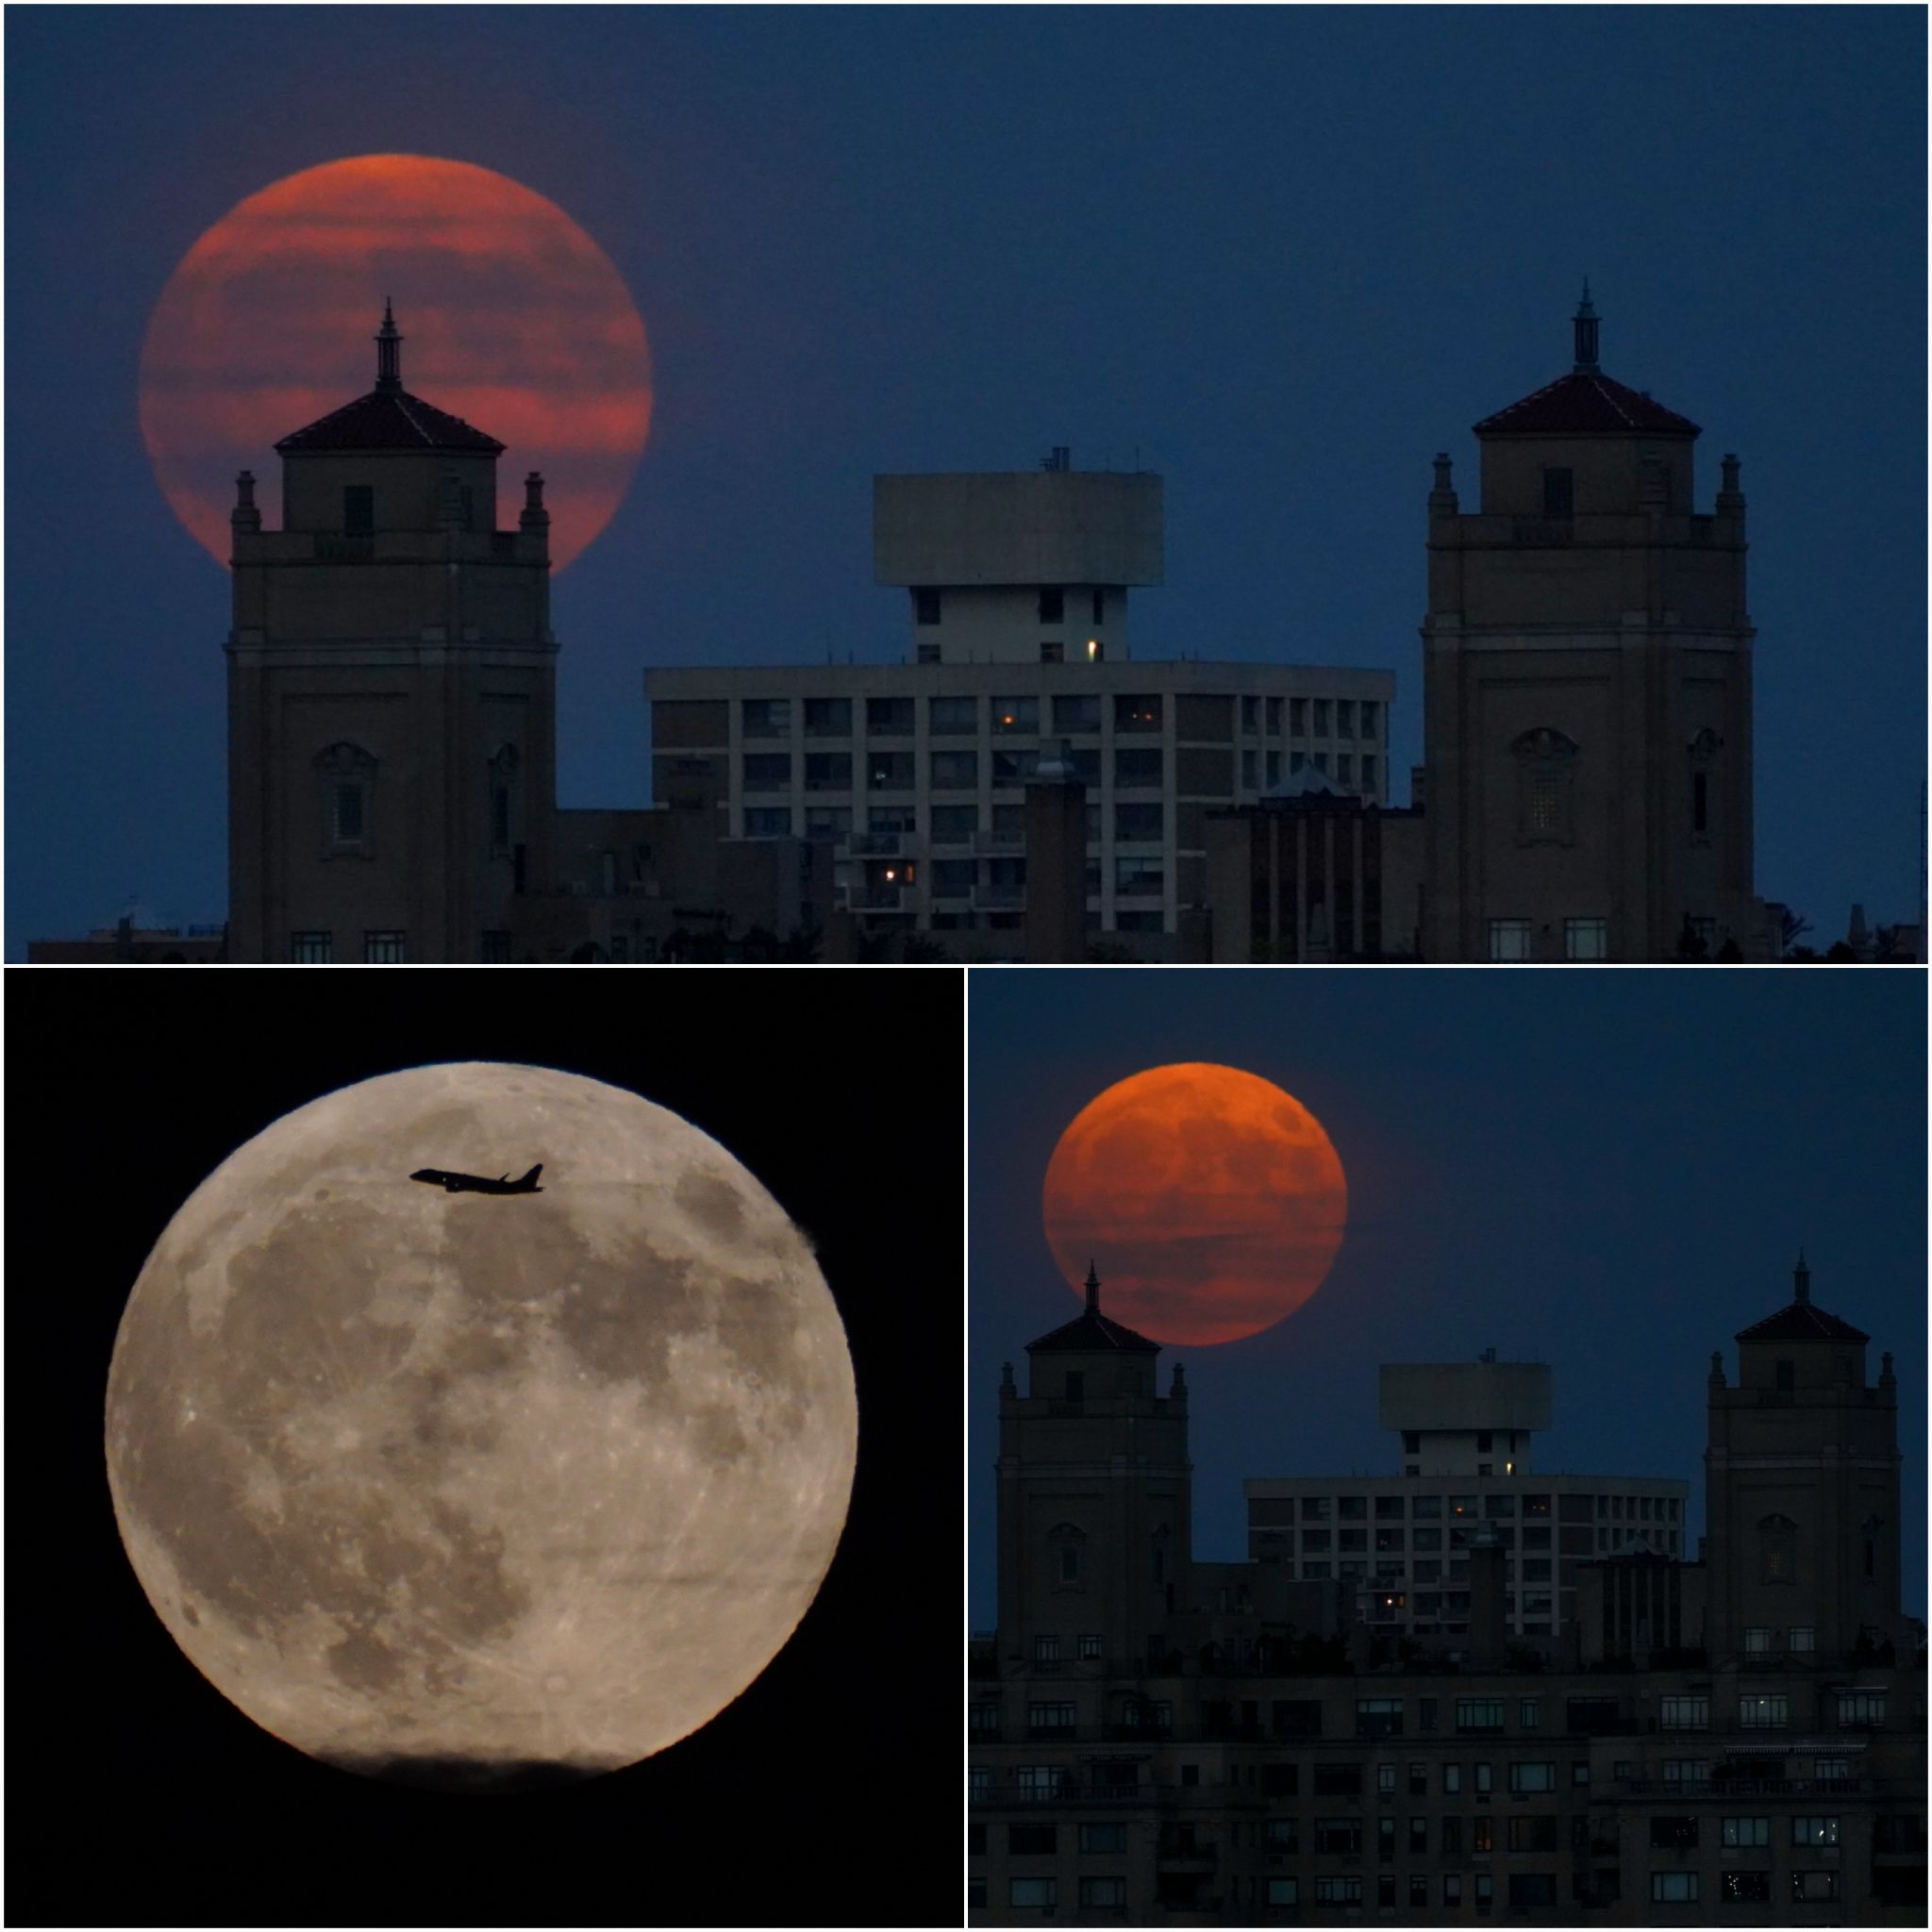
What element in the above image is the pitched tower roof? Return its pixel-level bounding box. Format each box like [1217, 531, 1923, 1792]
[1734, 1252, 1871, 1343]
[1473, 284, 1700, 438]
[1026, 1263, 1160, 1354]
[275, 302, 506, 456]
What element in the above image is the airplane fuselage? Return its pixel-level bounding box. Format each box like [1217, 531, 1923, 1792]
[408, 1164, 543, 1196]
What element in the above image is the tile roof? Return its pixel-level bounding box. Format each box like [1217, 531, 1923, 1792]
[275, 389, 505, 456]
[1474, 369, 1700, 438]
[1735, 1300, 1870, 1344]
[1027, 1301, 1159, 1354]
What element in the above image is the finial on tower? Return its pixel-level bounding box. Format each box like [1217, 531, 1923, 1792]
[1085, 1261, 1100, 1313]
[1793, 1250, 1810, 1304]
[375, 298, 403, 393]
[1573, 278, 1600, 374]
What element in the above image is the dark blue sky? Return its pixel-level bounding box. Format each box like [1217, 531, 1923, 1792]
[968, 970, 1927, 1629]
[8, 7, 1925, 954]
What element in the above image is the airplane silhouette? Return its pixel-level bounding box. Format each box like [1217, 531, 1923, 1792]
[408, 1164, 543, 1196]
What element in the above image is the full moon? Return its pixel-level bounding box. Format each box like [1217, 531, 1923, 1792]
[104, 1064, 856, 1791]
[138, 154, 653, 574]
[1041, 1061, 1347, 1348]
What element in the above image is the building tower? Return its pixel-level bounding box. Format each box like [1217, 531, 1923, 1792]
[994, 1268, 1191, 1672]
[1421, 287, 1759, 961]
[226, 304, 558, 963]
[1705, 1255, 1903, 1663]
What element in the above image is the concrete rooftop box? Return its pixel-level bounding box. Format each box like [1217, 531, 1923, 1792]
[873, 471, 1163, 588]
[1378, 1361, 1553, 1435]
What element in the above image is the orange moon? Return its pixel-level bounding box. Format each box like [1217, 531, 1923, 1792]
[1041, 1062, 1348, 1347]
[138, 154, 652, 574]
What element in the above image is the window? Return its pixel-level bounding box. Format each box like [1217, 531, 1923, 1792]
[930, 750, 977, 790]
[1743, 1627, 1772, 1655]
[1541, 467, 1574, 518]
[1009, 1823, 1057, 1855]
[1508, 1874, 1557, 1912]
[1078, 1878, 1124, 1907]
[1650, 1816, 1698, 1850]
[1375, 1764, 1397, 1796]
[1313, 1764, 1362, 1798]
[1457, 1700, 1504, 1734]
[1115, 856, 1163, 897]
[1313, 1819, 1360, 1855]
[743, 806, 791, 836]
[1473, 1762, 1492, 1795]
[925, 695, 976, 736]
[363, 931, 405, 963]
[1509, 1762, 1556, 1793]
[1739, 1694, 1788, 1730]
[1650, 1873, 1698, 1903]
[800, 752, 851, 793]
[1076, 1633, 1101, 1660]
[1008, 1878, 1056, 1908]
[1028, 1701, 1074, 1732]
[742, 753, 791, 791]
[1790, 1818, 1839, 1846]
[1472, 1818, 1492, 1855]
[928, 804, 977, 845]
[1353, 1697, 1404, 1739]
[1339, 1527, 1367, 1553]
[1837, 1690, 1887, 1726]
[1115, 801, 1163, 842]
[914, 588, 941, 625]
[1573, 1762, 1590, 1787]
[1080, 1823, 1125, 1853]
[1016, 1765, 1067, 1801]
[802, 696, 850, 737]
[1039, 587, 1064, 625]
[1721, 1873, 1770, 1904]
[1774, 1357, 1795, 1391]
[805, 805, 851, 838]
[1659, 1696, 1708, 1731]
[1693, 770, 1708, 833]
[1033, 1635, 1058, 1663]
[866, 751, 914, 791]
[1377, 1815, 1396, 1857]
[1053, 693, 1100, 734]
[1442, 1762, 1462, 1795]
[1721, 1817, 1769, 1848]
[342, 484, 374, 536]
[991, 696, 1039, 734]
[1565, 917, 1608, 959]
[1114, 749, 1162, 791]
[290, 931, 332, 962]
[1488, 919, 1532, 961]
[1661, 1760, 1709, 1790]
[1113, 694, 1161, 733]
[1442, 1876, 1462, 1908]
[1360, 699, 1379, 738]
[1265, 1877, 1299, 1907]
[1313, 1877, 1362, 1906]
[866, 696, 914, 736]
[1790, 1872, 1838, 1904]
[1507, 1817, 1557, 1853]
[1789, 1625, 1816, 1653]
[1813, 1757, 1849, 1783]
[1263, 1817, 1298, 1849]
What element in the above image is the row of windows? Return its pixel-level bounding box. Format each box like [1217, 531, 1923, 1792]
[742, 746, 1171, 792]
[1250, 1491, 1678, 1524]
[1650, 1872, 1840, 1905]
[1489, 916, 1609, 960]
[746, 691, 1384, 741]
[990, 1874, 1594, 1911]
[290, 930, 408, 963]
[1276, 1524, 1564, 1551]
[1650, 1816, 1842, 1850]
[913, 586, 1108, 629]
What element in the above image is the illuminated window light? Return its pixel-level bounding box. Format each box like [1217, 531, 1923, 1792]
[1086, 640, 1100, 660]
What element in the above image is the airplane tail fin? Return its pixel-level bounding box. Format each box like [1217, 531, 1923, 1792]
[518, 1164, 543, 1190]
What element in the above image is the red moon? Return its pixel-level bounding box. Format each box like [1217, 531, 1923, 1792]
[1041, 1062, 1348, 1347]
[138, 154, 652, 574]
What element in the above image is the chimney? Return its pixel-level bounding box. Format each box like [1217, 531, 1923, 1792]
[1468, 1531, 1509, 1670]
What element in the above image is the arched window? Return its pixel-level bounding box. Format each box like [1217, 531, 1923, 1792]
[1758, 1513, 1797, 1585]
[488, 743, 520, 857]
[1687, 728, 1720, 841]
[315, 742, 377, 859]
[1510, 728, 1579, 846]
[1048, 1521, 1086, 1587]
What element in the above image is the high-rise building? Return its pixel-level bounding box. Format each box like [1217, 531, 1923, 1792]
[1421, 289, 1765, 962]
[970, 1264, 1925, 1924]
[646, 463, 1393, 960]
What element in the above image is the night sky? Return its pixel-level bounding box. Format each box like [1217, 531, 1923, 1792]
[8, 968, 959, 1924]
[7, 6, 1925, 955]
[968, 970, 1927, 1631]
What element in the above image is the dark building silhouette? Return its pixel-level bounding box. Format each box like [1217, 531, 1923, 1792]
[970, 1260, 1925, 1924]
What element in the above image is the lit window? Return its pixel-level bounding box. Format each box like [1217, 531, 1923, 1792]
[1739, 1694, 1788, 1731]
[1649, 1873, 1697, 1903]
[1791, 1818, 1839, 1847]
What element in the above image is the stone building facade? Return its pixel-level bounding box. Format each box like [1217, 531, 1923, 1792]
[970, 1264, 1925, 1924]
[1420, 289, 1766, 962]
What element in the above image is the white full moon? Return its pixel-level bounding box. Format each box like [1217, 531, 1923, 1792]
[104, 1063, 858, 1791]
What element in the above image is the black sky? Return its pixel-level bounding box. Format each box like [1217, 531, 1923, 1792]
[6, 969, 961, 1927]
[7, 5, 1926, 954]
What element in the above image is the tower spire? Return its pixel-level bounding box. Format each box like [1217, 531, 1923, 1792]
[1573, 277, 1600, 373]
[1793, 1249, 1810, 1305]
[375, 298, 403, 393]
[1085, 1261, 1100, 1313]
